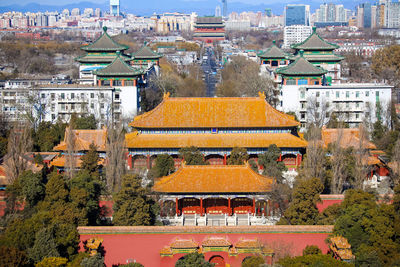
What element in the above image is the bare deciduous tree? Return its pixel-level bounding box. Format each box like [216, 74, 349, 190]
[299, 126, 326, 182]
[4, 124, 33, 184]
[391, 138, 400, 186]
[353, 124, 372, 189]
[106, 125, 126, 193]
[306, 96, 330, 128]
[64, 126, 76, 179]
[330, 129, 347, 194]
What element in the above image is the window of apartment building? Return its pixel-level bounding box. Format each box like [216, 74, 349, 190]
[115, 93, 120, 100]
[300, 91, 305, 99]
[71, 103, 75, 110]
[100, 103, 104, 109]
[356, 113, 360, 119]
[346, 91, 349, 98]
[91, 93, 94, 98]
[71, 93, 75, 99]
[81, 93, 84, 98]
[100, 93, 104, 99]
[326, 91, 329, 98]
[51, 103, 55, 112]
[41, 93, 45, 99]
[336, 91, 340, 98]
[356, 102, 360, 108]
[61, 93, 65, 99]
[51, 93, 55, 100]
[90, 103, 94, 109]
[366, 91, 369, 97]
[356, 91, 360, 98]
[316, 102, 320, 108]
[51, 114, 55, 120]
[115, 114, 120, 120]
[346, 102, 349, 108]
[61, 104, 65, 110]
[316, 92, 320, 98]
[300, 113, 306, 120]
[301, 102, 306, 109]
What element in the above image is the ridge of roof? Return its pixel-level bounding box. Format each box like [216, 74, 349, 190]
[132, 44, 162, 59]
[153, 163, 273, 193]
[276, 56, 327, 76]
[94, 53, 145, 76]
[291, 28, 339, 51]
[81, 27, 129, 52]
[130, 93, 300, 128]
[258, 41, 288, 59]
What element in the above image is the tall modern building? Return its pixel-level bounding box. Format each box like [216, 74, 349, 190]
[215, 6, 221, 17]
[358, 3, 372, 28]
[110, 0, 120, 16]
[222, 0, 228, 18]
[284, 4, 310, 26]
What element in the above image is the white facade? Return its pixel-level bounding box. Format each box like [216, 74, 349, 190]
[283, 25, 312, 49]
[278, 83, 392, 130]
[0, 84, 139, 127]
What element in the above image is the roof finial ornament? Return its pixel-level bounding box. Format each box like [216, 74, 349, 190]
[272, 40, 276, 44]
[103, 26, 107, 32]
[144, 41, 148, 46]
[116, 50, 121, 56]
[163, 92, 170, 98]
[258, 91, 266, 99]
[312, 26, 316, 33]
[299, 50, 304, 57]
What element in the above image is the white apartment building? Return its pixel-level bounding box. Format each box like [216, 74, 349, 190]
[283, 25, 312, 49]
[278, 83, 392, 130]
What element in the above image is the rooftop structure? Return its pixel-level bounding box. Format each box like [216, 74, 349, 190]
[131, 43, 162, 67]
[193, 17, 225, 43]
[126, 92, 306, 172]
[258, 40, 290, 68]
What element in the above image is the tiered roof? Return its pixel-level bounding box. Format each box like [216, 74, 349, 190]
[81, 27, 129, 52]
[195, 17, 224, 27]
[53, 128, 107, 151]
[170, 239, 199, 249]
[51, 156, 105, 168]
[131, 44, 162, 60]
[277, 54, 327, 76]
[291, 27, 339, 51]
[94, 54, 145, 77]
[258, 41, 288, 59]
[202, 237, 232, 247]
[153, 163, 273, 193]
[130, 93, 300, 129]
[125, 132, 307, 149]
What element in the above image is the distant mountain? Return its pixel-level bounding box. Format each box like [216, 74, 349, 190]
[0, 0, 377, 16]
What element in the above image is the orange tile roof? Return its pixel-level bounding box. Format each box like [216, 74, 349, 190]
[160, 246, 173, 255]
[50, 156, 105, 168]
[130, 92, 299, 128]
[202, 237, 231, 247]
[330, 236, 351, 249]
[235, 239, 261, 248]
[153, 163, 273, 193]
[321, 127, 376, 150]
[0, 166, 5, 177]
[126, 132, 307, 149]
[170, 239, 199, 248]
[53, 128, 107, 151]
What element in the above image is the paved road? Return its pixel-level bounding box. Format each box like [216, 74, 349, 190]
[201, 47, 219, 97]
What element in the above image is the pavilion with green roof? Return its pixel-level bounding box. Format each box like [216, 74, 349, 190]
[131, 43, 162, 67]
[76, 27, 132, 84]
[258, 41, 290, 68]
[94, 52, 145, 87]
[276, 51, 327, 86]
[290, 27, 343, 84]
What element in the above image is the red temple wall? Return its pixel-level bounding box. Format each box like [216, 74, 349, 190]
[79, 226, 332, 267]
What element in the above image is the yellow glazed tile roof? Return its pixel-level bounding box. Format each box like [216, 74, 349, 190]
[330, 236, 351, 249]
[153, 164, 273, 193]
[170, 239, 199, 249]
[50, 156, 105, 168]
[202, 237, 231, 247]
[321, 127, 376, 150]
[126, 132, 307, 149]
[235, 239, 261, 248]
[53, 128, 107, 151]
[130, 93, 299, 128]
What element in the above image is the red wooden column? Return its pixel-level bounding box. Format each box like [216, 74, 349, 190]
[200, 198, 203, 216]
[175, 198, 179, 216]
[127, 154, 132, 169]
[223, 154, 227, 165]
[110, 79, 113, 86]
[97, 79, 101, 86]
[278, 154, 282, 161]
[253, 198, 256, 214]
[146, 154, 150, 169]
[228, 198, 231, 215]
[134, 79, 137, 86]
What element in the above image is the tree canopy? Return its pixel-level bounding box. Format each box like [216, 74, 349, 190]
[179, 146, 208, 165]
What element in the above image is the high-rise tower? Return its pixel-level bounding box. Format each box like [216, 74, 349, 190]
[222, 0, 227, 18]
[110, 0, 120, 16]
